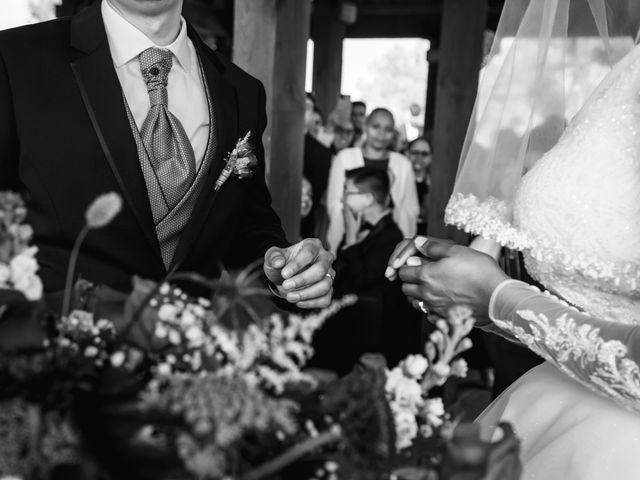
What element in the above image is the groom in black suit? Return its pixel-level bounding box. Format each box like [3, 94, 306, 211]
[0, 0, 333, 308]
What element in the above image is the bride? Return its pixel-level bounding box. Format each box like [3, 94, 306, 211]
[387, 0, 640, 478]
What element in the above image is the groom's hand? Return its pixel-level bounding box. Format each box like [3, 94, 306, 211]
[263, 238, 335, 309]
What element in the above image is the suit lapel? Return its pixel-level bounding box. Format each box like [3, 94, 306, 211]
[69, 3, 163, 265]
[168, 28, 239, 273]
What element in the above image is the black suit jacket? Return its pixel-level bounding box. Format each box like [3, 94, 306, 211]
[310, 214, 420, 374]
[0, 4, 288, 292]
[301, 132, 332, 238]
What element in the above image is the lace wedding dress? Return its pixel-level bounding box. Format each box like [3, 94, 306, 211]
[446, 38, 640, 480]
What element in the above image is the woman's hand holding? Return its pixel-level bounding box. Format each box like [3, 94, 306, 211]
[387, 236, 509, 319]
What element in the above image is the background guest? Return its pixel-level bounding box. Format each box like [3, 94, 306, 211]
[351, 100, 367, 148]
[406, 136, 433, 235]
[399, 102, 425, 144]
[304, 92, 324, 139]
[310, 167, 420, 374]
[302, 93, 333, 240]
[331, 120, 356, 154]
[325, 108, 419, 254]
[300, 177, 313, 221]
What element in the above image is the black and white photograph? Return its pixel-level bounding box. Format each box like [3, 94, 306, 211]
[0, 0, 638, 479]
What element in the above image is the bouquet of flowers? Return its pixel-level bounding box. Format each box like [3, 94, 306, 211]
[0, 192, 521, 480]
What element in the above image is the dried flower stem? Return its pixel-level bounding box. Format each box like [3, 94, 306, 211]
[61, 225, 89, 317]
[239, 427, 342, 480]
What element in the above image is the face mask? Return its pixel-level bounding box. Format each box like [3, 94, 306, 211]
[344, 193, 373, 213]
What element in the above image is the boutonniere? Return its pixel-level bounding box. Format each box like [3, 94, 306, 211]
[215, 131, 258, 191]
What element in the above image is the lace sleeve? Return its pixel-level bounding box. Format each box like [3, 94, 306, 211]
[488, 280, 640, 414]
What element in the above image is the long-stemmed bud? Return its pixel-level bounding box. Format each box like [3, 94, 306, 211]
[61, 192, 122, 317]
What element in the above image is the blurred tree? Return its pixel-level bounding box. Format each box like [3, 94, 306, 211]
[354, 41, 428, 122]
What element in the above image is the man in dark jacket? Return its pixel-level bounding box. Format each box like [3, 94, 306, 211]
[311, 167, 420, 374]
[0, 0, 333, 308]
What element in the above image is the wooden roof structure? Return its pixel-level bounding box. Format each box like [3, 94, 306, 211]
[341, 0, 504, 39]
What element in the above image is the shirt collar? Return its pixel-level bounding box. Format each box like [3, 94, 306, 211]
[101, 0, 192, 71]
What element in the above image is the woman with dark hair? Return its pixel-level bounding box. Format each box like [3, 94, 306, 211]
[325, 108, 419, 254]
[405, 136, 432, 235]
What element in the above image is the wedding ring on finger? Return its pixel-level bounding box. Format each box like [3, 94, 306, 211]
[418, 300, 429, 315]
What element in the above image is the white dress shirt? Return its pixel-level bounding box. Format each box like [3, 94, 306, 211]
[101, 0, 210, 169]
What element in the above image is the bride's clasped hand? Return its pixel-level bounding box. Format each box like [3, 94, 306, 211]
[385, 235, 508, 320]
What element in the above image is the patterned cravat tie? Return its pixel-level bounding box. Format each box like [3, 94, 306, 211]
[139, 47, 196, 210]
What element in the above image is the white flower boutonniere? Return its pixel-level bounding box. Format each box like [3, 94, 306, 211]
[215, 131, 258, 191]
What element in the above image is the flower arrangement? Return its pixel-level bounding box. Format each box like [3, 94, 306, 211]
[0, 191, 521, 480]
[0, 192, 42, 301]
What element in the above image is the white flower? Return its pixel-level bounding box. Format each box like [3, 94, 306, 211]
[447, 305, 473, 326]
[385, 367, 404, 394]
[429, 330, 444, 345]
[85, 192, 122, 228]
[393, 408, 418, 450]
[85, 346, 99, 357]
[110, 351, 126, 367]
[14, 224, 33, 242]
[423, 398, 445, 428]
[420, 423, 434, 438]
[9, 248, 42, 300]
[431, 362, 451, 379]
[96, 318, 114, 331]
[458, 338, 473, 351]
[324, 461, 338, 473]
[157, 363, 171, 375]
[154, 324, 168, 339]
[392, 376, 423, 412]
[168, 330, 181, 345]
[450, 358, 469, 378]
[180, 309, 197, 327]
[435, 319, 449, 334]
[10, 248, 38, 278]
[157, 304, 178, 322]
[185, 325, 204, 346]
[402, 354, 429, 379]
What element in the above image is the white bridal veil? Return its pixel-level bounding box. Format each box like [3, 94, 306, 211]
[445, 0, 640, 247]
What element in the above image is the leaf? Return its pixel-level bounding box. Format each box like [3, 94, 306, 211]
[0, 289, 47, 351]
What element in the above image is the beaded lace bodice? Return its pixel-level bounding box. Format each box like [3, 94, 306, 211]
[448, 43, 640, 324]
[513, 44, 640, 324]
[454, 45, 640, 414]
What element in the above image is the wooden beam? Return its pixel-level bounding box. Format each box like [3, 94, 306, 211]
[428, 0, 487, 243]
[357, 5, 441, 16]
[312, 0, 346, 118]
[424, 46, 438, 132]
[233, 0, 311, 241]
[346, 15, 436, 38]
[352, 0, 501, 19]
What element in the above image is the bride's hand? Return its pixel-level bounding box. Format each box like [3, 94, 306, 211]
[394, 237, 508, 318]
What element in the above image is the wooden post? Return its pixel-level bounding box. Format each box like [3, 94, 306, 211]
[424, 46, 439, 133]
[312, 0, 346, 117]
[233, 0, 311, 241]
[428, 0, 487, 242]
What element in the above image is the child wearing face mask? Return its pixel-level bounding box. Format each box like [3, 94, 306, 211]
[309, 167, 421, 374]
